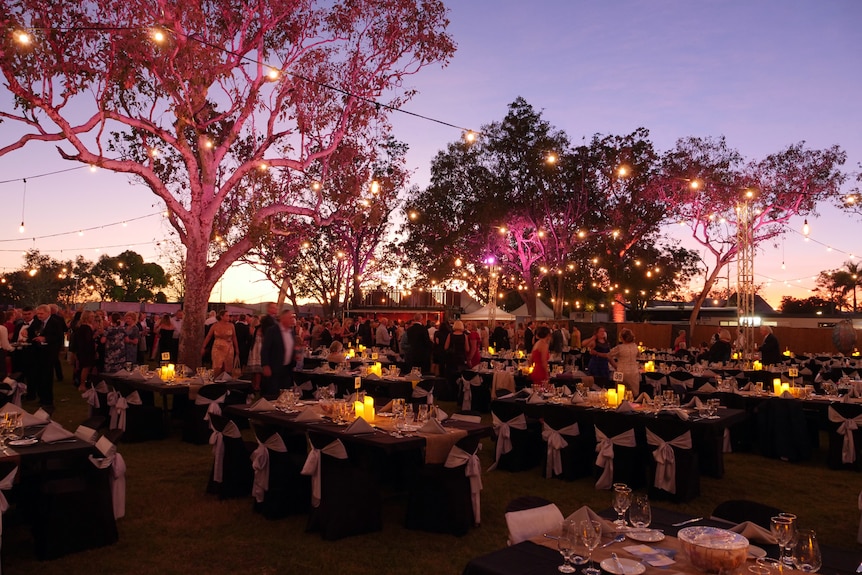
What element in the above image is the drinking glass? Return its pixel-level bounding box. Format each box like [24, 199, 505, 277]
[405, 403, 414, 422]
[792, 529, 821, 573]
[394, 413, 406, 437]
[579, 519, 601, 575]
[11, 412, 23, 441]
[770, 516, 793, 565]
[418, 404, 429, 422]
[557, 519, 577, 573]
[629, 494, 651, 529]
[778, 513, 798, 565]
[612, 485, 632, 527]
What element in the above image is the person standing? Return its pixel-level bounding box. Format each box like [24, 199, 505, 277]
[759, 325, 781, 365]
[171, 309, 184, 363]
[444, 320, 469, 381]
[261, 310, 297, 399]
[375, 317, 391, 349]
[30, 305, 66, 409]
[202, 309, 239, 378]
[74, 311, 96, 391]
[608, 328, 640, 396]
[584, 326, 612, 387]
[123, 312, 140, 366]
[524, 321, 535, 353]
[234, 314, 252, 367]
[405, 313, 432, 373]
[530, 326, 551, 386]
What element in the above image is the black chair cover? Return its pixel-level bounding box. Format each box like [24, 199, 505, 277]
[712, 499, 784, 529]
[490, 402, 543, 472]
[826, 402, 862, 470]
[592, 411, 644, 489]
[206, 413, 254, 499]
[251, 423, 310, 519]
[644, 418, 700, 502]
[541, 406, 591, 480]
[182, 383, 228, 445]
[755, 398, 812, 462]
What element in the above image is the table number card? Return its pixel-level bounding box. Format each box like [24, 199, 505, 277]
[612, 371, 625, 382]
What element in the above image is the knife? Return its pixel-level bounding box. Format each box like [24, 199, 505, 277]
[672, 517, 703, 527]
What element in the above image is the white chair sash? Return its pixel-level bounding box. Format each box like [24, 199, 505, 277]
[460, 374, 483, 411]
[300, 438, 348, 507]
[444, 444, 483, 524]
[828, 406, 862, 464]
[0, 465, 17, 546]
[8, 380, 26, 407]
[646, 429, 692, 494]
[250, 433, 288, 503]
[82, 386, 100, 410]
[488, 413, 527, 471]
[108, 390, 141, 431]
[88, 451, 126, 520]
[209, 420, 241, 484]
[195, 392, 226, 421]
[412, 386, 434, 404]
[668, 375, 694, 389]
[594, 427, 637, 489]
[541, 422, 579, 478]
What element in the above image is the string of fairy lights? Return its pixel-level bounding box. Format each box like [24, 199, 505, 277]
[2, 22, 859, 306]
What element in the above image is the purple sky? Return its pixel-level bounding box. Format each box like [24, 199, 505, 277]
[0, 0, 859, 308]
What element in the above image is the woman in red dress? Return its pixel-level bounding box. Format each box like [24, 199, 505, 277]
[530, 325, 551, 386]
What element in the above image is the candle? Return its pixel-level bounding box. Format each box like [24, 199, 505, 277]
[780, 383, 790, 395]
[753, 360, 762, 371]
[363, 396, 375, 422]
[644, 361, 655, 373]
[353, 400, 364, 419]
[607, 389, 618, 407]
[617, 383, 626, 402]
[488, 346, 495, 355]
[772, 378, 781, 395]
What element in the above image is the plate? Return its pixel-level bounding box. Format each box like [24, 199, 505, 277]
[600, 557, 646, 575]
[748, 544, 767, 558]
[626, 529, 665, 542]
[8, 438, 38, 446]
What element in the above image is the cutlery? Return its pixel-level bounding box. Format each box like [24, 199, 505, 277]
[602, 534, 626, 547]
[672, 517, 703, 527]
[543, 533, 560, 540]
[611, 553, 626, 574]
[47, 439, 78, 444]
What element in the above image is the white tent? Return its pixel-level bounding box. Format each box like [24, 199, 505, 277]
[460, 303, 516, 322]
[511, 299, 555, 320]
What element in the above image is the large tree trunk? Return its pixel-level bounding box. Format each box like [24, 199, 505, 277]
[177, 243, 215, 369]
[688, 267, 723, 339]
[550, 274, 564, 319]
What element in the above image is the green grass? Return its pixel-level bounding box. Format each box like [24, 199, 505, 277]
[4, 363, 860, 574]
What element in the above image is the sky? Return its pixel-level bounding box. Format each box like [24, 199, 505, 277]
[0, 0, 860, 309]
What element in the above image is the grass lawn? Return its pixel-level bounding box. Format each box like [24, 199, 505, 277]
[3, 363, 860, 574]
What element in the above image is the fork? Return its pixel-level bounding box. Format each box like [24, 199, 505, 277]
[672, 517, 703, 527]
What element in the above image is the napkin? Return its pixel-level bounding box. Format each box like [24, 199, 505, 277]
[684, 396, 705, 409]
[505, 503, 564, 545]
[729, 521, 778, 544]
[780, 390, 793, 398]
[294, 409, 323, 422]
[527, 393, 546, 404]
[741, 382, 756, 391]
[674, 409, 690, 421]
[38, 421, 75, 442]
[616, 400, 634, 413]
[365, 373, 380, 380]
[248, 398, 276, 412]
[215, 372, 232, 382]
[418, 418, 447, 434]
[75, 424, 100, 443]
[570, 394, 585, 404]
[129, 371, 146, 381]
[378, 400, 393, 413]
[343, 417, 375, 434]
[635, 392, 651, 403]
[698, 383, 717, 393]
[560, 385, 573, 396]
[114, 369, 132, 377]
[565, 505, 617, 533]
[436, 407, 449, 421]
[146, 373, 164, 383]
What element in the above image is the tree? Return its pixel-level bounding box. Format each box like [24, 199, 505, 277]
[815, 261, 862, 312]
[90, 250, 169, 302]
[652, 137, 847, 336]
[0, 0, 455, 365]
[780, 295, 837, 315]
[1, 250, 85, 306]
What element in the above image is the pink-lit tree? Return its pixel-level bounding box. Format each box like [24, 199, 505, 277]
[0, 0, 454, 365]
[653, 136, 847, 335]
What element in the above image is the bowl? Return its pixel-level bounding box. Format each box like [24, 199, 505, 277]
[677, 526, 749, 573]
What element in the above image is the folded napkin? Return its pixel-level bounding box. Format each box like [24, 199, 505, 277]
[560, 385, 573, 396]
[570, 393, 585, 404]
[364, 373, 380, 380]
[436, 407, 449, 421]
[506, 503, 564, 545]
[635, 392, 651, 403]
[378, 400, 393, 413]
[616, 401, 634, 413]
[527, 393, 546, 404]
[248, 398, 276, 412]
[128, 371, 146, 381]
[33, 407, 51, 421]
[75, 424, 100, 443]
[38, 421, 75, 442]
[729, 521, 778, 544]
[146, 373, 164, 383]
[674, 409, 690, 421]
[565, 505, 617, 533]
[698, 383, 717, 393]
[215, 372, 232, 382]
[780, 390, 794, 398]
[343, 417, 374, 434]
[419, 418, 447, 434]
[741, 382, 756, 391]
[684, 396, 705, 409]
[294, 409, 323, 422]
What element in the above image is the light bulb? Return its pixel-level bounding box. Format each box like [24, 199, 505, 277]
[802, 219, 810, 236]
[18, 222, 24, 234]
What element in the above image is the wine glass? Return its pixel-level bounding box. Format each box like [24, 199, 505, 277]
[579, 519, 601, 575]
[792, 529, 822, 573]
[629, 494, 651, 529]
[778, 513, 798, 565]
[770, 516, 793, 565]
[612, 484, 632, 527]
[557, 519, 577, 573]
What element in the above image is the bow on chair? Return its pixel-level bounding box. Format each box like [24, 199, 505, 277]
[488, 413, 527, 471]
[0, 464, 18, 568]
[300, 437, 348, 507]
[445, 444, 483, 524]
[108, 390, 141, 431]
[668, 375, 694, 389]
[646, 429, 692, 494]
[250, 432, 288, 503]
[594, 427, 637, 489]
[412, 386, 434, 404]
[88, 437, 126, 519]
[828, 406, 862, 464]
[541, 421, 579, 478]
[209, 420, 242, 484]
[195, 392, 226, 421]
[492, 371, 515, 399]
[460, 374, 483, 411]
[3, 379, 27, 407]
[295, 381, 314, 398]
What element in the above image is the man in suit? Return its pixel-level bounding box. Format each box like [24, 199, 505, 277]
[260, 310, 296, 399]
[234, 314, 252, 367]
[31, 304, 66, 410]
[759, 325, 782, 365]
[524, 320, 535, 353]
[405, 313, 432, 373]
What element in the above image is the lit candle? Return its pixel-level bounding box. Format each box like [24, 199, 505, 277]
[363, 396, 375, 422]
[607, 389, 618, 407]
[753, 360, 762, 371]
[772, 378, 781, 395]
[354, 400, 364, 419]
[617, 384, 626, 402]
[488, 346, 495, 355]
[644, 361, 655, 373]
[780, 383, 790, 395]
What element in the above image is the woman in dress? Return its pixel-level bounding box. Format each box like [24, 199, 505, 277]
[101, 313, 126, 373]
[444, 320, 469, 380]
[673, 330, 687, 352]
[584, 326, 612, 387]
[246, 315, 263, 391]
[530, 325, 551, 386]
[152, 313, 175, 361]
[608, 328, 640, 395]
[202, 309, 239, 378]
[75, 311, 96, 391]
[465, 320, 482, 368]
[432, 320, 451, 376]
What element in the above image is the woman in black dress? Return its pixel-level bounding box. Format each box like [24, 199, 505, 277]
[75, 311, 96, 391]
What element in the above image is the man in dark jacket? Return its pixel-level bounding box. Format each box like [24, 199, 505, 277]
[405, 314, 432, 373]
[261, 310, 296, 399]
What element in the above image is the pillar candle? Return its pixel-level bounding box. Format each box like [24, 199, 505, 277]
[353, 400, 364, 419]
[617, 384, 626, 402]
[772, 379, 781, 395]
[363, 396, 375, 423]
[607, 389, 618, 407]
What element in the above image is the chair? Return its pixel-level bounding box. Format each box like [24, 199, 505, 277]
[182, 383, 228, 445]
[405, 436, 482, 536]
[250, 423, 310, 519]
[592, 412, 642, 489]
[667, 371, 694, 395]
[0, 461, 17, 569]
[826, 403, 862, 470]
[459, 371, 491, 413]
[755, 398, 812, 462]
[206, 413, 254, 499]
[110, 388, 164, 442]
[87, 434, 128, 520]
[302, 432, 382, 540]
[409, 379, 435, 408]
[711, 500, 783, 529]
[489, 402, 543, 472]
[642, 372, 667, 396]
[540, 407, 589, 480]
[82, 380, 111, 420]
[504, 496, 563, 545]
[645, 419, 700, 502]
